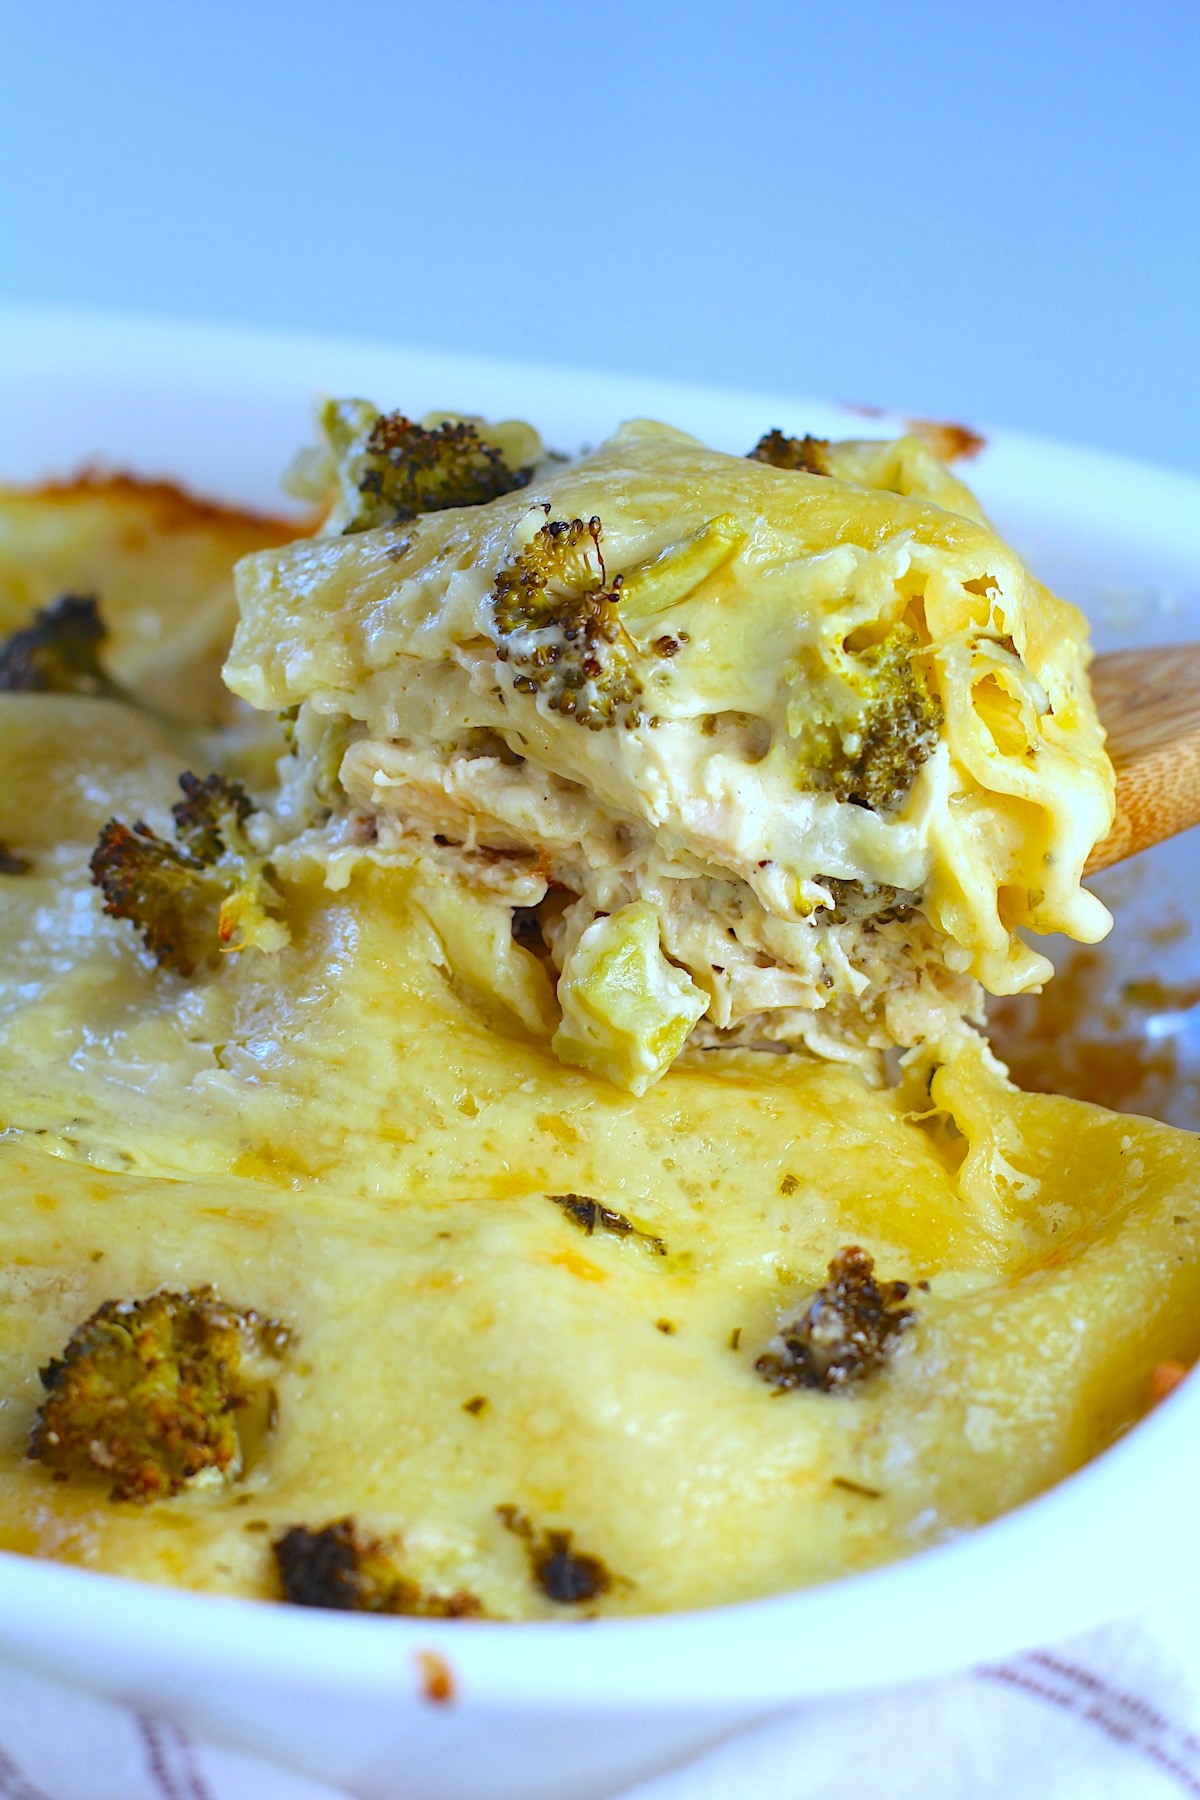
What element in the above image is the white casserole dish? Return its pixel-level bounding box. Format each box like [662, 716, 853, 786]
[1, 306, 1199, 1800]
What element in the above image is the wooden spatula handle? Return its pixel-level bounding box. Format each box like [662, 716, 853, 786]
[1087, 644, 1200, 874]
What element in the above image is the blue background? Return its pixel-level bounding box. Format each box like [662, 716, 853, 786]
[3, 1, 1197, 471]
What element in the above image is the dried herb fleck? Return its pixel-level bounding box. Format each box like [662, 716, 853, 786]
[548, 1193, 666, 1255]
[831, 1475, 883, 1499]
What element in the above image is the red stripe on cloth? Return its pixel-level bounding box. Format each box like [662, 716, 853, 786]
[0, 1745, 55, 1800]
[978, 1657, 1200, 1798]
[136, 1717, 216, 1800]
[1028, 1652, 1200, 1763]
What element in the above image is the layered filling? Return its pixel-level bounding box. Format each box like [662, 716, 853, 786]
[322, 730, 980, 1069]
[228, 411, 1115, 1088]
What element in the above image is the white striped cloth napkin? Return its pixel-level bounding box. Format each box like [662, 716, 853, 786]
[3, 1607, 1200, 1799]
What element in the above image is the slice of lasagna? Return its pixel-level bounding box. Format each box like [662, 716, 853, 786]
[227, 409, 1114, 1090]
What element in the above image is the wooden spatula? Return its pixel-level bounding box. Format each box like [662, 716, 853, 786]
[1087, 645, 1200, 874]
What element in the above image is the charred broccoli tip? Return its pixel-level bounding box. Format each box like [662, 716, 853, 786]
[748, 431, 831, 476]
[90, 771, 288, 976]
[756, 1246, 915, 1392]
[533, 1531, 611, 1604]
[29, 1287, 289, 1503]
[345, 410, 530, 533]
[496, 1504, 614, 1605]
[491, 516, 644, 730]
[0, 594, 125, 700]
[273, 1518, 482, 1616]
[171, 769, 255, 861]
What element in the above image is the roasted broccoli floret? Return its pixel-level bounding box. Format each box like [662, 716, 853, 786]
[29, 1288, 291, 1503]
[273, 1518, 482, 1616]
[496, 1505, 614, 1605]
[90, 771, 288, 976]
[0, 594, 125, 699]
[352, 412, 529, 531]
[802, 626, 943, 813]
[835, 628, 942, 811]
[755, 1247, 915, 1392]
[548, 1193, 667, 1255]
[288, 399, 543, 533]
[816, 877, 920, 927]
[748, 430, 831, 475]
[297, 399, 533, 534]
[490, 516, 644, 729]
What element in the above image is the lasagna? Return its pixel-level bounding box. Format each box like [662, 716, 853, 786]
[228, 408, 1114, 1086]
[0, 409, 1193, 1622]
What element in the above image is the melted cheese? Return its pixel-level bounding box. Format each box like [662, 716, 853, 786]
[0, 475, 298, 723]
[1, 921, 1199, 1615]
